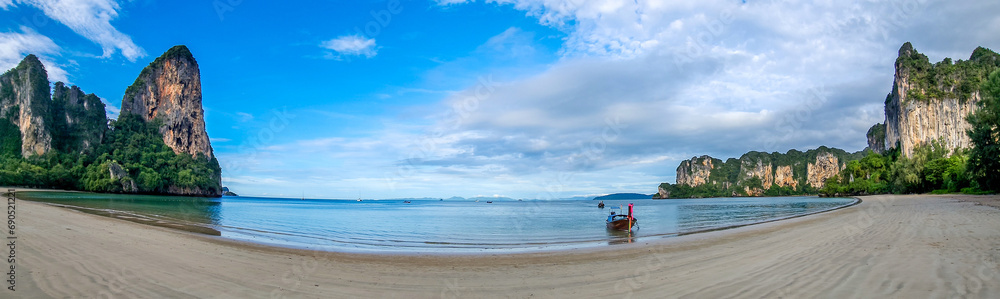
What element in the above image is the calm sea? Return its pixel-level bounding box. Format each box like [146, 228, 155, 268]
[18, 191, 856, 253]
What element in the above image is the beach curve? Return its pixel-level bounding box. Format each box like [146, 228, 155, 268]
[11, 193, 1000, 298]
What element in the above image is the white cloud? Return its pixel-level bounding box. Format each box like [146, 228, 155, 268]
[0, 26, 69, 83]
[235, 112, 254, 122]
[412, 0, 1000, 191]
[0, 0, 13, 9]
[14, 0, 145, 61]
[225, 0, 1000, 198]
[320, 35, 377, 59]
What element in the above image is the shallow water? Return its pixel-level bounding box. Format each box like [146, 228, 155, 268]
[18, 192, 856, 253]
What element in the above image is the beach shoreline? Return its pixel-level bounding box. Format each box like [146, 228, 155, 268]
[8, 187, 857, 256]
[9, 190, 1000, 298]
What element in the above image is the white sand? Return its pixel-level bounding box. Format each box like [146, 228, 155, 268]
[8, 193, 1000, 298]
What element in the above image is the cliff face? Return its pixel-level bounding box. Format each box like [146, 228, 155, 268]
[739, 158, 773, 196]
[122, 45, 214, 159]
[51, 82, 106, 153]
[866, 123, 886, 154]
[0, 55, 52, 157]
[884, 43, 1000, 157]
[665, 147, 856, 198]
[806, 152, 841, 189]
[676, 155, 715, 187]
[774, 165, 797, 190]
[740, 158, 774, 187]
[121, 45, 221, 197]
[0, 49, 222, 197]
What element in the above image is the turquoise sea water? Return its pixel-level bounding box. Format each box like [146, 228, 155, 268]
[18, 192, 856, 253]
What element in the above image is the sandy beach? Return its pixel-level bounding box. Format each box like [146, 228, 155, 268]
[8, 192, 1000, 298]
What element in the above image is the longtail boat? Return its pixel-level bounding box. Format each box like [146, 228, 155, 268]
[606, 203, 637, 231]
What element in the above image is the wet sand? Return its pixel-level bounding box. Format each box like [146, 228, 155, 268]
[9, 192, 1000, 298]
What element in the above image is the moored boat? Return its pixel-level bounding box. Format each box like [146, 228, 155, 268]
[606, 203, 637, 231]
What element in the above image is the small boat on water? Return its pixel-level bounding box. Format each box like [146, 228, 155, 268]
[486, 201, 493, 203]
[606, 203, 637, 231]
[597, 201, 605, 208]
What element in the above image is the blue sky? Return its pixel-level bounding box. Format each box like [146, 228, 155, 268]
[1, 0, 998, 199]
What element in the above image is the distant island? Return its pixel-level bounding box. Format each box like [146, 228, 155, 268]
[222, 187, 239, 197]
[593, 193, 654, 200]
[0, 46, 223, 197]
[655, 42, 1000, 199]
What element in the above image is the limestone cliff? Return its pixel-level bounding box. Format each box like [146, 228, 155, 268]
[0, 49, 222, 197]
[108, 161, 138, 193]
[661, 147, 858, 198]
[122, 45, 214, 159]
[676, 155, 715, 187]
[806, 152, 841, 189]
[883, 43, 1000, 157]
[740, 158, 774, 186]
[0, 55, 52, 157]
[738, 156, 774, 196]
[51, 82, 106, 154]
[866, 123, 886, 154]
[774, 165, 797, 190]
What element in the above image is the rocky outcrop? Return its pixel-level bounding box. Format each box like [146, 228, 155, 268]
[108, 161, 138, 193]
[657, 186, 670, 199]
[0, 55, 52, 157]
[883, 43, 999, 157]
[676, 155, 715, 187]
[0, 49, 222, 197]
[866, 123, 886, 154]
[122, 45, 214, 159]
[740, 158, 774, 188]
[51, 82, 106, 153]
[665, 147, 856, 198]
[774, 165, 797, 189]
[806, 152, 840, 188]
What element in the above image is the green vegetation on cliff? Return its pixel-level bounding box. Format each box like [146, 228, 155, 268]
[822, 68, 1000, 196]
[0, 50, 222, 197]
[50, 82, 107, 154]
[656, 147, 863, 199]
[0, 113, 221, 195]
[0, 120, 20, 157]
[896, 42, 1000, 103]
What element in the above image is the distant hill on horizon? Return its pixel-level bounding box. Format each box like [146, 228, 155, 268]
[593, 193, 653, 200]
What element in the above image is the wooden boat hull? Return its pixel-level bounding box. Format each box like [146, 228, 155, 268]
[606, 218, 636, 231]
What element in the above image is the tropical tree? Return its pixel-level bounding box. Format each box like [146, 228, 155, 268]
[967, 69, 1000, 192]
